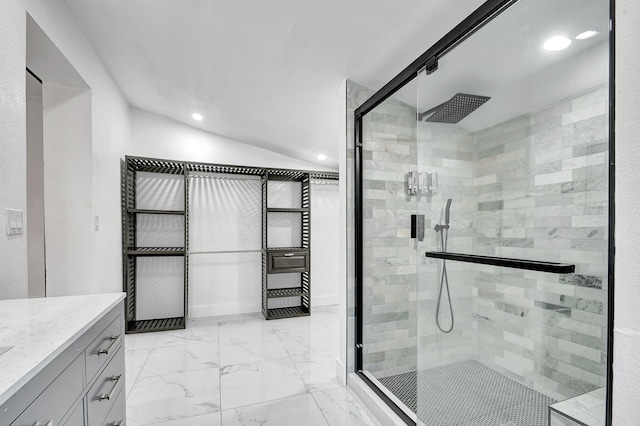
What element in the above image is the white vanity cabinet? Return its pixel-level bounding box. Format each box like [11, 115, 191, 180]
[0, 294, 126, 426]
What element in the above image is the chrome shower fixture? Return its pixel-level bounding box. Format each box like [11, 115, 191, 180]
[406, 171, 438, 196]
[407, 171, 418, 195]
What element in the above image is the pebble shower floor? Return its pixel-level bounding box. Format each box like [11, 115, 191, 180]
[378, 360, 556, 426]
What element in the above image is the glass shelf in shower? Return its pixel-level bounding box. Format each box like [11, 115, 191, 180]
[424, 251, 575, 274]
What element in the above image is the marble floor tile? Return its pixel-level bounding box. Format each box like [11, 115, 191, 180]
[125, 347, 152, 396]
[145, 330, 203, 349]
[291, 349, 342, 392]
[219, 332, 288, 367]
[139, 340, 220, 378]
[276, 325, 340, 356]
[127, 367, 221, 425]
[125, 305, 380, 426]
[312, 386, 381, 426]
[218, 313, 276, 344]
[164, 317, 220, 342]
[220, 393, 330, 425]
[129, 412, 223, 426]
[126, 331, 163, 350]
[220, 356, 307, 409]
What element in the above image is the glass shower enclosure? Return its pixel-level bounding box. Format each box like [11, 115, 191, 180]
[352, 0, 612, 425]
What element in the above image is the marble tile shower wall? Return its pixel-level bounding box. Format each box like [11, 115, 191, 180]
[361, 99, 478, 377]
[361, 97, 421, 377]
[470, 86, 609, 400]
[416, 122, 477, 369]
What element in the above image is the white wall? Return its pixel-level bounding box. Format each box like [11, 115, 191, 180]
[26, 71, 45, 298]
[311, 182, 340, 306]
[131, 108, 333, 172]
[613, 0, 640, 423]
[0, 0, 131, 299]
[28, 1, 131, 296]
[0, 1, 29, 299]
[42, 82, 92, 296]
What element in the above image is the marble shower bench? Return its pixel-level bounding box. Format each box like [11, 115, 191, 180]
[549, 387, 606, 426]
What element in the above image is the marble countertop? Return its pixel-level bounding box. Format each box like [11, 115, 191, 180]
[0, 293, 125, 406]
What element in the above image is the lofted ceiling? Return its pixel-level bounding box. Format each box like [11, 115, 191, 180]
[61, 0, 488, 169]
[61, 0, 609, 170]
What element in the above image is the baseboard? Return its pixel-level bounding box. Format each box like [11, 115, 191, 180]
[188, 295, 338, 319]
[189, 302, 261, 318]
[312, 294, 339, 306]
[336, 358, 347, 386]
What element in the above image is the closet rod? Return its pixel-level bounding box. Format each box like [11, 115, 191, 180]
[187, 174, 262, 182]
[188, 249, 262, 255]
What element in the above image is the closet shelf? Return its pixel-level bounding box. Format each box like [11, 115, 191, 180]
[267, 207, 309, 213]
[424, 251, 575, 274]
[266, 247, 309, 252]
[126, 317, 185, 334]
[267, 287, 308, 298]
[127, 247, 185, 256]
[265, 307, 310, 320]
[127, 208, 185, 215]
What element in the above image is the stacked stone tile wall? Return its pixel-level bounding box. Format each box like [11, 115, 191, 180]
[349, 82, 608, 399]
[470, 86, 608, 399]
[361, 95, 421, 377]
[416, 122, 477, 370]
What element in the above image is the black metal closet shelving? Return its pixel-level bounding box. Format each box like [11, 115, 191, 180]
[122, 155, 338, 332]
[262, 169, 311, 319]
[122, 157, 188, 333]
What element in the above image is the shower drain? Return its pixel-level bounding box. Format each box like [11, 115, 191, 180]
[377, 360, 555, 426]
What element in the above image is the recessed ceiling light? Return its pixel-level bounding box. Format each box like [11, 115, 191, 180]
[316, 154, 327, 161]
[192, 112, 203, 121]
[543, 35, 572, 51]
[576, 30, 599, 40]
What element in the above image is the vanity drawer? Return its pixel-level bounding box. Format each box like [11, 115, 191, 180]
[102, 388, 125, 426]
[86, 315, 124, 383]
[267, 251, 309, 273]
[62, 400, 84, 426]
[11, 354, 84, 426]
[87, 347, 125, 426]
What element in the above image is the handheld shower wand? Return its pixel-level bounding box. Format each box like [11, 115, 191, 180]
[435, 198, 454, 333]
[445, 198, 452, 226]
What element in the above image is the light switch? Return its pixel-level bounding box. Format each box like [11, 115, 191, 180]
[6, 209, 24, 236]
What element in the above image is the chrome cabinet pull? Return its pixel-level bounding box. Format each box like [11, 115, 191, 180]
[98, 374, 122, 401]
[97, 335, 121, 356]
[112, 421, 123, 426]
[283, 253, 295, 257]
[32, 421, 53, 426]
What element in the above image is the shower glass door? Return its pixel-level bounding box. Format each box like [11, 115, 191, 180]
[414, 0, 610, 425]
[358, 78, 421, 421]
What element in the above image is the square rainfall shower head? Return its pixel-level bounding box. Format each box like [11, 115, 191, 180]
[419, 93, 491, 124]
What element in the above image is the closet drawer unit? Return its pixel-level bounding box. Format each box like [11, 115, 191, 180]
[102, 389, 125, 426]
[87, 347, 125, 426]
[267, 251, 309, 273]
[11, 354, 84, 426]
[86, 315, 124, 384]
